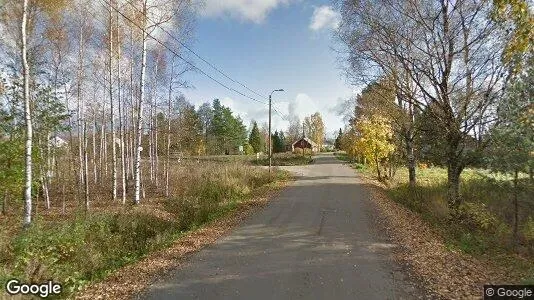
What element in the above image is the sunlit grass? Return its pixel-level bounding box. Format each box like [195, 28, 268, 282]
[0, 160, 289, 297]
[335, 153, 534, 280]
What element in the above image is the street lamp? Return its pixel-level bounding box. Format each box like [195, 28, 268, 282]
[269, 89, 284, 175]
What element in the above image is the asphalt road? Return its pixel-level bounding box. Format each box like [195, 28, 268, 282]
[140, 154, 422, 300]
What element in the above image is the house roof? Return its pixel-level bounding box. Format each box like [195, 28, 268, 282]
[292, 137, 318, 147]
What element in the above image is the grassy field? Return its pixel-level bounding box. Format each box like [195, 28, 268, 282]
[250, 152, 314, 166]
[335, 152, 534, 282]
[0, 160, 290, 297]
[175, 152, 314, 166]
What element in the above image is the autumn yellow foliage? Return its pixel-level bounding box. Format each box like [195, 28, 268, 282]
[353, 115, 395, 179]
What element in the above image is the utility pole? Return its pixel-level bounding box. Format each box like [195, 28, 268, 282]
[268, 89, 284, 175]
[268, 94, 272, 175]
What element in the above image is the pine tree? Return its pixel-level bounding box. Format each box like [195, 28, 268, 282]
[249, 121, 261, 153]
[272, 131, 285, 153]
[335, 128, 343, 150]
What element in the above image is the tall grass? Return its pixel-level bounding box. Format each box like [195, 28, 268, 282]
[0, 160, 285, 296]
[382, 168, 533, 253]
[338, 154, 534, 280]
[251, 152, 314, 166]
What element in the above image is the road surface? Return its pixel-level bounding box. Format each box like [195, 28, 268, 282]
[140, 154, 422, 300]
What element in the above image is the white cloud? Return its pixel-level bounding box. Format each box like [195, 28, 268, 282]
[309, 6, 340, 31]
[199, 0, 293, 23]
[291, 93, 319, 120]
[221, 97, 250, 120]
[188, 92, 346, 138]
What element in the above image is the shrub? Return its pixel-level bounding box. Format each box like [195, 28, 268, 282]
[164, 161, 273, 230]
[244, 143, 255, 155]
[353, 163, 366, 170]
[418, 163, 428, 169]
[1, 160, 281, 297]
[456, 202, 500, 233]
[165, 196, 208, 230]
[456, 232, 489, 255]
[523, 217, 534, 242]
[7, 212, 177, 294]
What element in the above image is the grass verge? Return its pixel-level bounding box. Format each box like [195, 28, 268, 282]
[251, 152, 314, 166]
[0, 161, 291, 298]
[334, 152, 534, 283]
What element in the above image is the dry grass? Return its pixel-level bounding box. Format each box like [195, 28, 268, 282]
[0, 157, 290, 298]
[335, 153, 534, 287]
[74, 180, 289, 300]
[365, 180, 512, 299]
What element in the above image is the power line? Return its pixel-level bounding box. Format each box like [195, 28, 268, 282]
[273, 106, 288, 121]
[121, 0, 268, 100]
[115, 0, 293, 122]
[97, 0, 267, 105]
[98, 0, 290, 122]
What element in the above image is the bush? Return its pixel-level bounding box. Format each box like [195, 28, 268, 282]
[252, 153, 313, 166]
[388, 184, 443, 214]
[523, 217, 534, 243]
[353, 163, 366, 170]
[5, 211, 177, 294]
[165, 161, 273, 230]
[455, 232, 489, 255]
[165, 196, 210, 231]
[418, 163, 429, 169]
[1, 160, 281, 297]
[244, 143, 255, 155]
[456, 202, 501, 234]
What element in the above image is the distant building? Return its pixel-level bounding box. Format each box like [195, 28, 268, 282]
[322, 142, 334, 152]
[49, 136, 67, 148]
[291, 137, 319, 153]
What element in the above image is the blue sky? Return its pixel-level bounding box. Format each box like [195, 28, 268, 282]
[181, 0, 355, 137]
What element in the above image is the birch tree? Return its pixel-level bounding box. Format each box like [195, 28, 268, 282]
[133, 0, 148, 205]
[127, 0, 181, 204]
[108, 0, 117, 202]
[338, 0, 509, 210]
[116, 4, 127, 204]
[21, 0, 32, 227]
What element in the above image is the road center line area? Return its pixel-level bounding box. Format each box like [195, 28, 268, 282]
[140, 154, 423, 300]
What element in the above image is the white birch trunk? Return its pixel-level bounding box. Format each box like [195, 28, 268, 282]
[151, 63, 158, 186]
[133, 1, 148, 204]
[22, 0, 33, 227]
[64, 84, 75, 182]
[109, 4, 117, 202]
[77, 22, 86, 203]
[130, 89, 135, 178]
[154, 108, 159, 187]
[99, 105, 105, 182]
[43, 132, 51, 209]
[117, 7, 127, 204]
[129, 26, 135, 180]
[92, 109, 97, 184]
[103, 107, 108, 176]
[149, 95, 154, 183]
[84, 119, 89, 211]
[165, 57, 174, 197]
